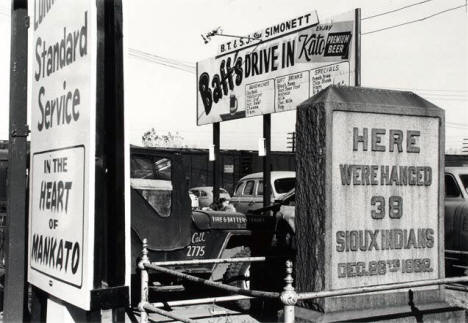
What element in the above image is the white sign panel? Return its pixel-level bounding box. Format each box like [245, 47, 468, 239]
[217, 12, 318, 55]
[28, 0, 97, 310]
[197, 10, 356, 125]
[331, 112, 439, 289]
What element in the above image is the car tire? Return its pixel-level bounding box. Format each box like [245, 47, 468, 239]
[223, 247, 251, 311]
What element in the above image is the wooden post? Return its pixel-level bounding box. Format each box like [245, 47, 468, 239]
[4, 0, 29, 321]
[92, 0, 128, 317]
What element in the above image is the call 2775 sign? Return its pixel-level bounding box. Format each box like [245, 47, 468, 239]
[28, 0, 97, 310]
[196, 10, 357, 125]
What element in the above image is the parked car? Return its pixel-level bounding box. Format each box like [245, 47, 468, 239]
[444, 166, 468, 276]
[130, 147, 261, 308]
[252, 167, 468, 277]
[189, 186, 231, 208]
[230, 171, 295, 214]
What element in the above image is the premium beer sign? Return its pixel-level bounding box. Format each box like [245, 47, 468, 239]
[196, 10, 357, 125]
[28, 0, 97, 310]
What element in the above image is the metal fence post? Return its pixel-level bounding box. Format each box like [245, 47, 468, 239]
[138, 238, 150, 323]
[280, 260, 298, 323]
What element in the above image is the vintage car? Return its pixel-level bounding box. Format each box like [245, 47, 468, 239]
[444, 166, 468, 276]
[189, 186, 231, 208]
[130, 146, 277, 309]
[230, 171, 295, 214]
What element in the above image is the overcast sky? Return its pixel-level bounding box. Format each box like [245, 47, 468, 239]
[0, 0, 467, 152]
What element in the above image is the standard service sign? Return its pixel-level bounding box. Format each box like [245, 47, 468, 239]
[28, 0, 97, 310]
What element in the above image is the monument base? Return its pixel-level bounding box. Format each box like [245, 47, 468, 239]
[279, 303, 465, 322]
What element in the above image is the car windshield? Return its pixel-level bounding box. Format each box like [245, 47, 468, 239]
[274, 177, 295, 194]
[131, 155, 172, 217]
[460, 174, 468, 194]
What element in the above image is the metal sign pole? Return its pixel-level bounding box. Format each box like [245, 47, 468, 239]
[213, 123, 220, 203]
[262, 115, 271, 208]
[355, 8, 361, 87]
[4, 0, 29, 321]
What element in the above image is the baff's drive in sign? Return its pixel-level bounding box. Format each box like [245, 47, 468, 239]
[196, 10, 357, 125]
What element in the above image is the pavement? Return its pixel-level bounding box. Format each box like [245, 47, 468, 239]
[133, 304, 260, 323]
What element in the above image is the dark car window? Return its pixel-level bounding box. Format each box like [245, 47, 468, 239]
[460, 174, 468, 195]
[243, 180, 255, 195]
[235, 182, 245, 196]
[190, 190, 200, 197]
[131, 157, 155, 179]
[131, 156, 172, 180]
[153, 158, 172, 180]
[200, 190, 208, 197]
[131, 155, 173, 217]
[274, 177, 295, 194]
[445, 174, 461, 198]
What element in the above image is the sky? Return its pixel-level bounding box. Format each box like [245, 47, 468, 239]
[0, 0, 467, 152]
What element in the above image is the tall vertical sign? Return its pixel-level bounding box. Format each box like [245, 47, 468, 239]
[28, 0, 97, 310]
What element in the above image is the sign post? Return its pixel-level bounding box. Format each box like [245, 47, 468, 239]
[294, 85, 463, 321]
[197, 9, 360, 212]
[4, 0, 29, 321]
[27, 0, 128, 316]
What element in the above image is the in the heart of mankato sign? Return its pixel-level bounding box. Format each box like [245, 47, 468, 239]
[331, 112, 439, 289]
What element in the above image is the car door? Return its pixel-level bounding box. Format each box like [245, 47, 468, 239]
[445, 173, 465, 273]
[230, 181, 246, 213]
[232, 180, 256, 214]
[249, 179, 264, 212]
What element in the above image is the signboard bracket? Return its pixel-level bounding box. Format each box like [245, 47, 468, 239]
[10, 124, 30, 138]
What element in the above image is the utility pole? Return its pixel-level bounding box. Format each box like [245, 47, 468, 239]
[4, 0, 29, 321]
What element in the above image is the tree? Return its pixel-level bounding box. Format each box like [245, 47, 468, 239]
[141, 128, 187, 148]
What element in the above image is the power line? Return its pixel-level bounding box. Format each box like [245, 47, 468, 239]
[388, 87, 468, 93]
[362, 0, 433, 20]
[447, 121, 468, 127]
[128, 48, 196, 74]
[367, 86, 468, 101]
[129, 48, 195, 69]
[362, 4, 467, 35]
